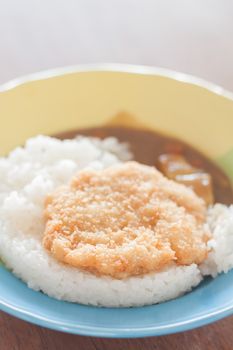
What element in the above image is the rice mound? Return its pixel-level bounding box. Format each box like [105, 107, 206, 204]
[200, 204, 233, 277]
[0, 135, 232, 307]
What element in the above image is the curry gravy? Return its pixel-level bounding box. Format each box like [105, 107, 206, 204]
[56, 126, 233, 205]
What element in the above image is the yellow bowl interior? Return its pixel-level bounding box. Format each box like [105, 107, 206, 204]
[0, 67, 232, 180]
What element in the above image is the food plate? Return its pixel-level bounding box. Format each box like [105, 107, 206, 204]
[0, 64, 233, 337]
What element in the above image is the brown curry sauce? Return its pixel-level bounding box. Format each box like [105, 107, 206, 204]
[56, 126, 233, 205]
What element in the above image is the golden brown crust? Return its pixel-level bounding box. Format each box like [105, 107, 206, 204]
[43, 161, 209, 278]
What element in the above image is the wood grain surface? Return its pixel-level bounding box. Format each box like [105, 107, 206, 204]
[0, 311, 233, 350]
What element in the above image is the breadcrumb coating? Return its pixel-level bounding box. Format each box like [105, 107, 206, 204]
[43, 162, 209, 278]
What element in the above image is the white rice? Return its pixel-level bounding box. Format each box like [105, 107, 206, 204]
[200, 204, 233, 277]
[0, 135, 232, 307]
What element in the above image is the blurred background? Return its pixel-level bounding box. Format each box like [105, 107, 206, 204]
[0, 0, 233, 90]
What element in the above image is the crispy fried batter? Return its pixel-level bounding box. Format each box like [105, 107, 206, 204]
[43, 161, 209, 278]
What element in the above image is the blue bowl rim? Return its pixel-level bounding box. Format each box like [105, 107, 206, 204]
[0, 292, 233, 337]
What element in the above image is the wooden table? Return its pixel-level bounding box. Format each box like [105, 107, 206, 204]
[1, 311, 233, 350]
[1, 1, 233, 349]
